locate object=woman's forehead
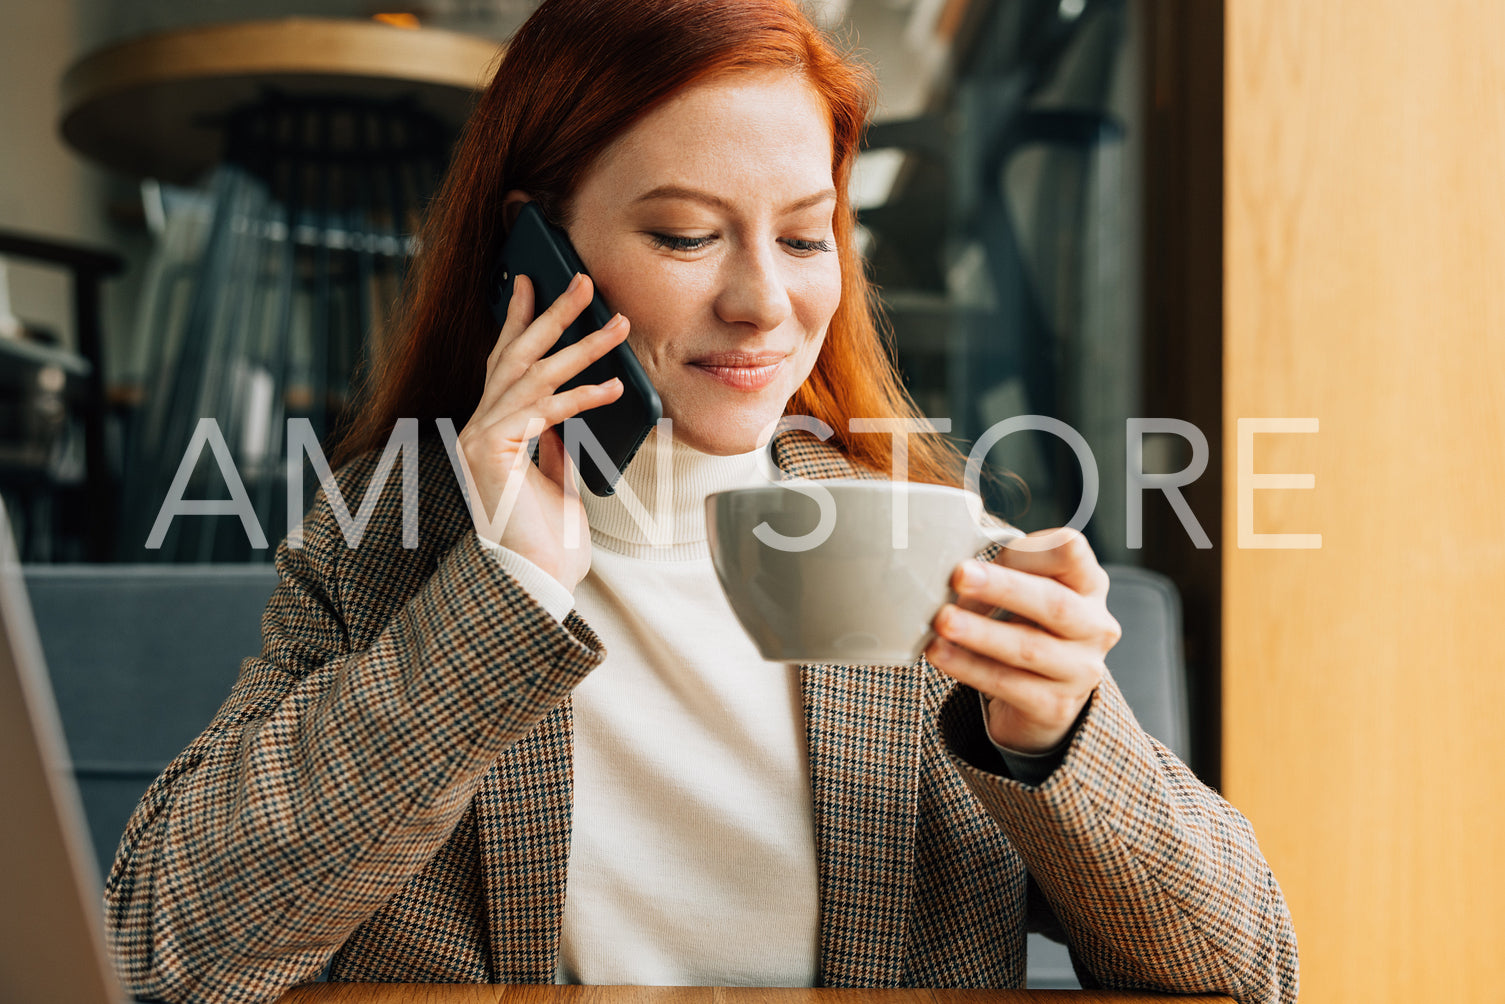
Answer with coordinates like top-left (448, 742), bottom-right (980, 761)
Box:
top-left (581, 70), bottom-right (836, 206)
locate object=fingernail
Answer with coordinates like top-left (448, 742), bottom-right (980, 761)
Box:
top-left (567, 273), bottom-right (584, 293)
top-left (605, 312), bottom-right (626, 331)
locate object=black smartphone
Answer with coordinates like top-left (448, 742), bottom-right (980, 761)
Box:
top-left (490, 201), bottom-right (663, 496)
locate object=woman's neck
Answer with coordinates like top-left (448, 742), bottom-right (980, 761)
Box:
top-left (580, 427), bottom-right (768, 560)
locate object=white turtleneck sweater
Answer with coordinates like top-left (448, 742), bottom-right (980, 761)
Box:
top-left (478, 431), bottom-right (821, 987)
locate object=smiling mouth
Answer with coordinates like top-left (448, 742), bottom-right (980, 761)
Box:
top-left (689, 353), bottom-right (788, 392)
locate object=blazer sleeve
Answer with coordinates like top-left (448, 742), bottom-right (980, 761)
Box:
top-left (939, 673), bottom-right (1299, 1004)
top-left (103, 473), bottom-right (605, 1003)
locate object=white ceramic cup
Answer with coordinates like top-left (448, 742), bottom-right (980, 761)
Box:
top-left (705, 479), bottom-right (1023, 666)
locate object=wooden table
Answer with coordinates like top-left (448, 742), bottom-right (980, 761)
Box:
top-left (275, 986), bottom-right (1234, 1004)
top-left (59, 18), bottom-right (499, 184)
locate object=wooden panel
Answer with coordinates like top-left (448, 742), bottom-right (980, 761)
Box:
top-left (1223, 1), bottom-right (1505, 1001)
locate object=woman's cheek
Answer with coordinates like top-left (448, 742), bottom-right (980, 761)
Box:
top-left (805, 260), bottom-right (843, 329)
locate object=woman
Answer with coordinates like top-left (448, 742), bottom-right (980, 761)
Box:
top-left (105, 1), bottom-right (1298, 1001)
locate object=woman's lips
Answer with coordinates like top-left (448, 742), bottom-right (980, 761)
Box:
top-left (689, 353), bottom-right (787, 391)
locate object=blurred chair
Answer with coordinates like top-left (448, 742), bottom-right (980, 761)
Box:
top-left (23, 559), bottom-right (1189, 990)
top-left (23, 564), bottom-right (277, 878)
top-left (1101, 564), bottom-right (1190, 761)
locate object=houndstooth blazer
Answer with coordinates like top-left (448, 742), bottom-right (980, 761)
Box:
top-left (104, 429), bottom-right (1297, 1004)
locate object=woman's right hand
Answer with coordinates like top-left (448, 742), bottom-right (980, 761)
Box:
top-left (456, 272), bottom-right (628, 591)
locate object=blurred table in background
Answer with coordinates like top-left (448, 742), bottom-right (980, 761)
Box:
top-left (60, 18), bottom-right (497, 186)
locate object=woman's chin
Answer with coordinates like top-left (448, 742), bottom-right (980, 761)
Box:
top-left (654, 411), bottom-right (769, 457)
top-left (668, 426), bottom-right (763, 457)
top-left (646, 388), bottom-right (782, 457)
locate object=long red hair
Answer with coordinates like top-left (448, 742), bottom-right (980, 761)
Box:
top-left (336, 0), bottom-right (962, 485)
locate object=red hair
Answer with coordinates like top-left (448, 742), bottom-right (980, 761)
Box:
top-left (336, 0), bottom-right (963, 485)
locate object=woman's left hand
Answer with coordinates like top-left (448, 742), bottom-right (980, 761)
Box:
top-left (926, 529), bottom-right (1122, 755)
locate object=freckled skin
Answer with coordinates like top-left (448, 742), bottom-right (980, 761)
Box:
top-left (526, 70), bottom-right (842, 456)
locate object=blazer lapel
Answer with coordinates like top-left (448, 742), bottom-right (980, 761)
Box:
top-left (801, 661), bottom-right (921, 987)
top-left (473, 696), bottom-right (575, 983)
top-left (775, 430), bottom-right (921, 986)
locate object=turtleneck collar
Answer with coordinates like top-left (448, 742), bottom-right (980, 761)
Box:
top-left (580, 427), bottom-right (771, 560)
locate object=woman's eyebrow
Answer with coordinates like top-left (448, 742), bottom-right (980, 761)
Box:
top-left (631, 184), bottom-right (837, 214)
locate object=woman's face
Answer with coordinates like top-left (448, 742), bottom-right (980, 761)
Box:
top-left (552, 70), bottom-right (842, 456)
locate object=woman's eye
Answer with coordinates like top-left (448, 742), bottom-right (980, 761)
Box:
top-left (649, 233), bottom-right (714, 252)
top-left (782, 237), bottom-right (836, 255)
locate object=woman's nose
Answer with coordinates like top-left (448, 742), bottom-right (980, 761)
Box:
top-left (713, 245), bottom-right (793, 332)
